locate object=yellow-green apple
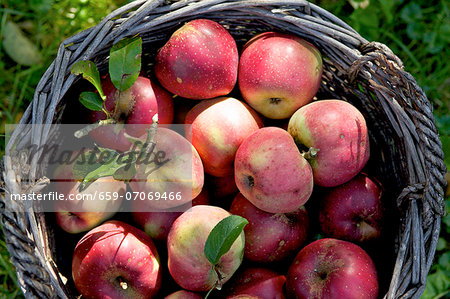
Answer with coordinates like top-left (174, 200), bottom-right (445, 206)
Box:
top-left (167, 205), bottom-right (245, 291)
top-left (286, 238), bottom-right (378, 299)
top-left (129, 127), bottom-right (204, 210)
top-left (230, 193), bottom-right (308, 262)
top-left (89, 75), bottom-right (174, 151)
top-left (185, 97), bottom-right (263, 177)
top-left (288, 99), bottom-right (370, 187)
top-left (319, 173), bottom-right (383, 243)
top-left (72, 220), bottom-right (162, 299)
top-left (224, 267), bottom-right (286, 299)
top-left (234, 127), bottom-right (313, 213)
top-left (164, 290), bottom-right (203, 299)
top-left (52, 155), bottom-right (125, 234)
top-left (132, 189), bottom-right (209, 241)
top-left (155, 19), bottom-right (238, 99)
top-left (238, 32), bottom-right (323, 119)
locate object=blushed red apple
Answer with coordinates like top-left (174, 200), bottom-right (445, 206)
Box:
top-left (52, 153), bottom-right (125, 234)
top-left (155, 19), bottom-right (238, 99)
top-left (230, 193), bottom-right (308, 262)
top-left (224, 267), bottom-right (286, 299)
top-left (288, 99), bottom-right (370, 187)
top-left (167, 205), bottom-right (245, 292)
top-left (89, 75), bottom-right (174, 151)
top-left (72, 220), bottom-right (162, 299)
top-left (286, 238), bottom-right (378, 299)
top-left (234, 127), bottom-right (313, 213)
top-left (319, 173), bottom-right (383, 243)
top-left (185, 97), bottom-right (263, 177)
top-left (239, 32), bottom-right (323, 119)
top-left (54, 176), bottom-right (125, 234)
top-left (132, 188), bottom-right (209, 241)
top-left (129, 127), bottom-right (204, 210)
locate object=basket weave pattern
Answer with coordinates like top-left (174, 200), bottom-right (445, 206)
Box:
top-left (1, 1), bottom-right (447, 298)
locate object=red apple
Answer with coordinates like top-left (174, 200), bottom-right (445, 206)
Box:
top-left (155, 19), bottom-right (238, 99)
top-left (167, 205), bottom-right (245, 292)
top-left (224, 267), bottom-right (286, 299)
top-left (288, 99), bottom-right (370, 187)
top-left (239, 32), bottom-right (323, 119)
top-left (52, 153), bottom-right (125, 234)
top-left (129, 127), bottom-right (204, 210)
top-left (72, 220), bottom-right (162, 299)
top-left (89, 75), bottom-right (174, 151)
top-left (54, 176), bottom-right (125, 234)
top-left (319, 173), bottom-right (383, 243)
top-left (230, 193), bottom-right (308, 262)
top-left (185, 97), bottom-right (263, 177)
top-left (132, 188), bottom-right (209, 241)
top-left (234, 127), bottom-right (313, 213)
top-left (164, 290), bottom-right (203, 299)
top-left (286, 238), bottom-right (378, 299)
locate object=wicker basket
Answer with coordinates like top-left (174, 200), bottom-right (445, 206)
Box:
top-left (1, 0), bottom-right (447, 298)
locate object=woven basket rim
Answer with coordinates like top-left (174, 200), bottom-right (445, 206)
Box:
top-left (1, 1), bottom-right (447, 298)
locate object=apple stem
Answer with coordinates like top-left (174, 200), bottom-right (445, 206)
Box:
top-left (269, 97), bottom-right (282, 104)
top-left (302, 147), bottom-right (320, 160)
top-left (204, 282), bottom-right (216, 299)
top-left (74, 118), bottom-right (117, 138)
top-left (142, 114), bottom-right (159, 154)
top-left (214, 265), bottom-right (224, 290)
top-left (204, 265), bottom-right (225, 299)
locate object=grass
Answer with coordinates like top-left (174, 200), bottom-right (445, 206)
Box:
top-left (0, 224), bottom-right (25, 299)
top-left (0, 0), bottom-right (448, 298)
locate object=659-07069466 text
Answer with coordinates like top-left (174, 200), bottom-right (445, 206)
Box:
top-left (10, 191), bottom-right (183, 201)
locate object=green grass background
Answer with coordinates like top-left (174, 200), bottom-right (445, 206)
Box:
top-left (0, 0), bottom-right (448, 298)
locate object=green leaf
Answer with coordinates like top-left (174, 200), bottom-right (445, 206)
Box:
top-left (400, 3), bottom-right (423, 23)
top-left (109, 35), bottom-right (142, 91)
top-left (79, 92), bottom-right (104, 111)
top-left (204, 215), bottom-right (248, 266)
top-left (72, 147), bottom-right (136, 191)
top-left (422, 268), bottom-right (450, 299)
top-left (1, 21), bottom-right (42, 66)
top-left (72, 150), bottom-right (102, 181)
top-left (438, 252), bottom-right (450, 270)
top-left (436, 238), bottom-right (447, 251)
top-left (406, 23), bottom-right (425, 40)
top-left (71, 60), bottom-right (106, 100)
top-left (113, 163), bottom-right (136, 181)
top-left (81, 148), bottom-right (119, 180)
top-left (424, 32), bottom-right (444, 54)
top-left (113, 151), bottom-right (138, 181)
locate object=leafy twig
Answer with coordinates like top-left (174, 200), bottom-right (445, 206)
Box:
top-left (74, 118), bottom-right (116, 139)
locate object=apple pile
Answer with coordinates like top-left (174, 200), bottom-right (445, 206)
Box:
top-left (61, 18), bottom-right (387, 299)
